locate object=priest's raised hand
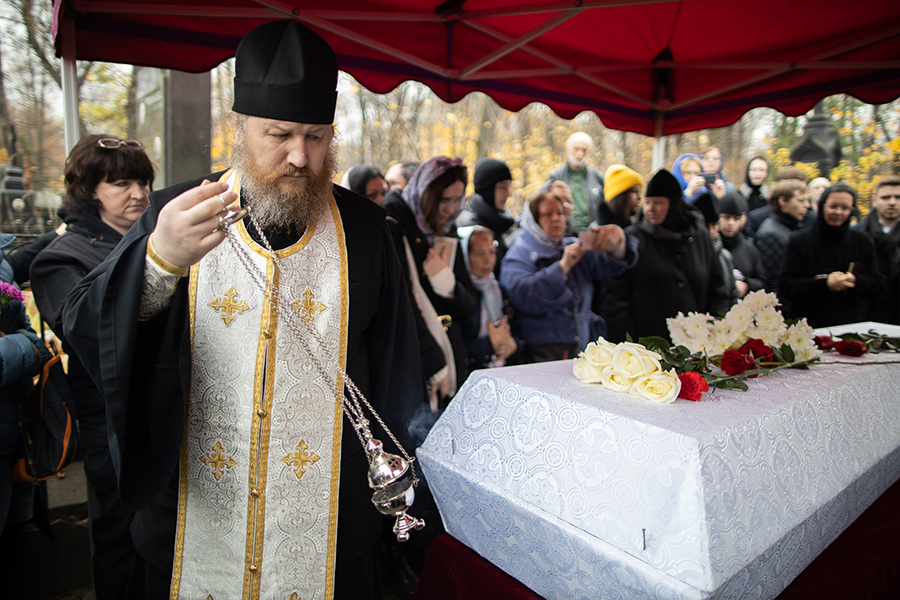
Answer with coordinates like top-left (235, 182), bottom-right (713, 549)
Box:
top-left (149, 179), bottom-right (237, 269)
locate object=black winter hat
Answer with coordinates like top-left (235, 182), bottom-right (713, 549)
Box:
top-left (718, 191), bottom-right (748, 216)
top-left (646, 169), bottom-right (682, 204)
top-left (694, 192), bottom-right (719, 226)
top-left (233, 20), bottom-right (338, 124)
top-left (473, 158), bottom-right (512, 195)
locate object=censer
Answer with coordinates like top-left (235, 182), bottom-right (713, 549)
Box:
top-left (219, 203), bottom-right (425, 541)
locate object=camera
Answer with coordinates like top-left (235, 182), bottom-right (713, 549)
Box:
top-left (701, 173), bottom-right (717, 186)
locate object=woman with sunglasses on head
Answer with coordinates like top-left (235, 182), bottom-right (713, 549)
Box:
top-left (30, 134), bottom-right (153, 600)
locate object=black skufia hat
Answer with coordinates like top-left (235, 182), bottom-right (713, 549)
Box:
top-left (232, 20), bottom-right (338, 124)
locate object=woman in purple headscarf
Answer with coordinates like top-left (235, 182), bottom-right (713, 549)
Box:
top-left (383, 156), bottom-right (478, 409)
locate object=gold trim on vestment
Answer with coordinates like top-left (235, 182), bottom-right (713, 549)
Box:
top-left (326, 191), bottom-right (349, 599)
top-left (171, 262), bottom-right (202, 599)
top-left (243, 255), bottom-right (278, 598)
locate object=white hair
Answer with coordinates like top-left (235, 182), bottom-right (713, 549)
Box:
top-left (566, 132), bottom-right (594, 149)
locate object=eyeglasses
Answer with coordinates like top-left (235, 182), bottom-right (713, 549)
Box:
top-left (823, 204), bottom-right (853, 213)
top-left (97, 138), bottom-right (144, 150)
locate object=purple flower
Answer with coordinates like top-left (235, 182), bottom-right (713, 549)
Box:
top-left (0, 281), bottom-right (25, 306)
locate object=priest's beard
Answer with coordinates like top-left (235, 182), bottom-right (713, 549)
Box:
top-left (232, 142), bottom-right (337, 236)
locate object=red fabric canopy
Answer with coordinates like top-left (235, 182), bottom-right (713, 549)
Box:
top-left (53, 0), bottom-right (900, 136)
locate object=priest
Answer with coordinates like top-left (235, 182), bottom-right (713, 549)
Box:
top-left (62, 19), bottom-right (425, 600)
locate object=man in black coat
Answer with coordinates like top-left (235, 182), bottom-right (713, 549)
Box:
top-left (717, 192), bottom-right (765, 298)
top-left (61, 20), bottom-right (424, 600)
top-left (754, 179), bottom-right (810, 297)
top-left (858, 175), bottom-right (900, 324)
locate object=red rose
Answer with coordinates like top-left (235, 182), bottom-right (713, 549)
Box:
top-left (834, 339), bottom-right (868, 357)
top-left (739, 338), bottom-right (774, 363)
top-left (721, 349), bottom-right (756, 376)
top-left (678, 372), bottom-right (709, 401)
top-left (814, 335), bottom-right (834, 350)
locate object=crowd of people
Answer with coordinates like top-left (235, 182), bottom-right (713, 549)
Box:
top-left (1, 17), bottom-right (899, 600)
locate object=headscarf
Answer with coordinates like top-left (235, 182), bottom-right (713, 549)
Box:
top-left (816, 182), bottom-right (857, 241)
top-left (459, 226), bottom-right (504, 325)
top-left (672, 153), bottom-right (702, 193)
top-left (645, 169), bottom-right (689, 231)
top-left (521, 191), bottom-right (568, 251)
top-left (347, 165), bottom-right (384, 197)
top-left (401, 156), bottom-right (467, 241)
top-left (743, 155), bottom-right (769, 211)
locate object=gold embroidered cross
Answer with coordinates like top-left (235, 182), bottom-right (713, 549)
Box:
top-left (209, 285), bottom-right (250, 326)
top-left (199, 440), bottom-right (237, 482)
top-left (291, 288), bottom-right (326, 326)
top-left (281, 440), bottom-right (321, 480)
top-left (289, 594), bottom-right (301, 600)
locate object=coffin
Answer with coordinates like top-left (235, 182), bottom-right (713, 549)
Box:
top-left (417, 323), bottom-right (900, 599)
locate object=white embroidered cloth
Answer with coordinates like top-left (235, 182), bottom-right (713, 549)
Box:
top-left (418, 322), bottom-right (900, 599)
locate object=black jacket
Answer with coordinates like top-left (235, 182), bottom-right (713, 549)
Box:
top-left (779, 221), bottom-right (883, 327)
top-left (383, 190), bottom-right (479, 394)
top-left (601, 210), bottom-right (730, 342)
top-left (30, 212), bottom-right (123, 449)
top-left (857, 213), bottom-right (900, 324)
top-left (754, 210), bottom-right (801, 294)
top-left (722, 231), bottom-right (765, 293)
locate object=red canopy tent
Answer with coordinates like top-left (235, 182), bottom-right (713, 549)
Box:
top-left (52, 0), bottom-right (900, 143)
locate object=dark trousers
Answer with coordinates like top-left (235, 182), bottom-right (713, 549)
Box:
top-left (83, 443), bottom-right (136, 600)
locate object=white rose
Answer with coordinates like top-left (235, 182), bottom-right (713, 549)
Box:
top-left (611, 343), bottom-right (661, 378)
top-left (573, 355), bottom-right (604, 383)
top-left (600, 366), bottom-right (635, 393)
top-left (632, 370), bottom-right (680, 404)
top-left (583, 341), bottom-right (614, 368)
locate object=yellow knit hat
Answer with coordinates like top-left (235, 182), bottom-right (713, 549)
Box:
top-left (604, 165), bottom-right (644, 201)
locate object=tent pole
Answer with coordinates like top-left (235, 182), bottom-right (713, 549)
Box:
top-left (61, 17), bottom-right (79, 155)
top-left (651, 112), bottom-right (665, 172)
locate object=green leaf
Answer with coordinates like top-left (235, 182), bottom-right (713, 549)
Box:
top-left (838, 333), bottom-right (863, 341)
top-left (638, 336), bottom-right (670, 352)
top-left (780, 344), bottom-right (795, 363)
top-left (715, 378), bottom-right (750, 392)
top-left (625, 332), bottom-right (634, 343)
top-left (684, 359), bottom-right (694, 372)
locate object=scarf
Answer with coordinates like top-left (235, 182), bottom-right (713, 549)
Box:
top-left (401, 156), bottom-right (467, 243)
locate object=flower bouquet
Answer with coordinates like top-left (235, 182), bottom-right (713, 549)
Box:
top-left (573, 338), bottom-right (682, 403)
top-left (575, 291), bottom-right (831, 402)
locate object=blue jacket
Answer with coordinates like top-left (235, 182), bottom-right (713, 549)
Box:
top-left (500, 230), bottom-right (637, 350)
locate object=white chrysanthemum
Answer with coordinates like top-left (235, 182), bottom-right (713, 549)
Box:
top-left (667, 313), bottom-right (692, 348)
top-left (600, 365), bottom-right (635, 393)
top-left (754, 306), bottom-right (785, 332)
top-left (754, 325), bottom-right (786, 348)
top-left (723, 303), bottom-right (753, 334)
top-left (573, 355), bottom-right (605, 383)
top-left (706, 321), bottom-right (733, 355)
top-left (794, 344), bottom-right (821, 362)
top-left (741, 290), bottom-right (779, 315)
top-left (783, 320), bottom-right (820, 361)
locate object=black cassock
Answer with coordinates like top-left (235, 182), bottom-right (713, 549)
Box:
top-left (62, 174), bottom-right (426, 597)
